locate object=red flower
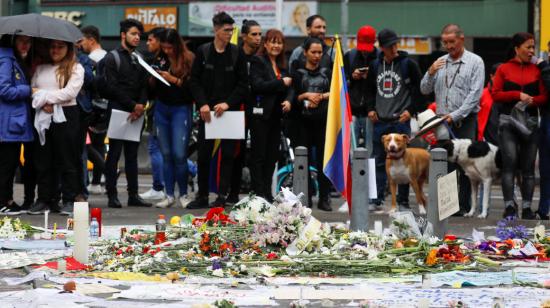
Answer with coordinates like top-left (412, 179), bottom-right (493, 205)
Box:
top-left (142, 246), bottom-right (150, 254)
top-left (116, 249), bottom-right (123, 256)
top-left (266, 252), bottom-right (278, 260)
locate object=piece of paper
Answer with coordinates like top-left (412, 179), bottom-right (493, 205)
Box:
top-left (437, 170), bottom-right (459, 220)
top-left (204, 111), bottom-right (245, 139)
top-left (3, 271), bottom-right (49, 285)
top-left (74, 283), bottom-right (121, 295)
top-left (368, 158), bottom-right (377, 199)
top-left (272, 286), bottom-right (380, 300)
top-left (133, 52), bottom-right (170, 86)
top-left (0, 239), bottom-right (68, 250)
top-left (286, 217), bottom-right (322, 256)
top-left (107, 109), bottom-right (144, 142)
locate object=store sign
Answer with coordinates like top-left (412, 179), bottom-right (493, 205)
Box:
top-left (541, 0), bottom-right (550, 52)
top-left (41, 11), bottom-right (85, 26)
top-left (188, 2), bottom-right (317, 37)
top-left (125, 7), bottom-right (178, 32)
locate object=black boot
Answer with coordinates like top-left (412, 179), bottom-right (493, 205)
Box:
top-left (187, 195), bottom-right (210, 209)
top-left (128, 194), bottom-right (152, 207)
top-left (108, 195), bottom-right (122, 208)
top-left (318, 198), bottom-right (332, 212)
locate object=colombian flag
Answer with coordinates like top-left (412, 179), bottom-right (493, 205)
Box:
top-left (209, 26), bottom-right (240, 193)
top-left (323, 36), bottom-right (352, 209)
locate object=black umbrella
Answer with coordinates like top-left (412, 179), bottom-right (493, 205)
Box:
top-left (0, 13), bottom-right (82, 43)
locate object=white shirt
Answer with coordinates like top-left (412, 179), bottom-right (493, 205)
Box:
top-left (31, 63), bottom-right (85, 107)
top-left (89, 48), bottom-right (107, 63)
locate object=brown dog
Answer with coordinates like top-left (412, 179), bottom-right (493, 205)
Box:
top-left (382, 133), bottom-right (430, 214)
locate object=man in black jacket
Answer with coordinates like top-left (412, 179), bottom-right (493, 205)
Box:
top-left (103, 19), bottom-right (151, 208)
top-left (343, 25), bottom-right (378, 150)
top-left (188, 12), bottom-right (248, 209)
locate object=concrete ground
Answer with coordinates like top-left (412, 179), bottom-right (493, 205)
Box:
top-left (5, 174), bottom-right (549, 238)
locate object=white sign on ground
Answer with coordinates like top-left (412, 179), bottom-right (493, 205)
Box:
top-left (437, 170), bottom-right (459, 220)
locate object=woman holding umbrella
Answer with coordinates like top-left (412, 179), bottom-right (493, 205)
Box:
top-left (0, 34), bottom-right (35, 215)
top-left (28, 39), bottom-right (84, 215)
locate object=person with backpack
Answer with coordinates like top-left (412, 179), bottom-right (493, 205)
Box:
top-left (366, 28), bottom-right (424, 210)
top-left (343, 25), bottom-right (378, 150)
top-left (101, 19), bottom-right (151, 209)
top-left (139, 27), bottom-right (167, 202)
top-left (187, 12), bottom-right (248, 209)
top-left (80, 25), bottom-right (107, 195)
top-left (225, 19), bottom-right (262, 205)
top-left (286, 15), bottom-right (334, 151)
top-left (292, 37), bottom-right (333, 211)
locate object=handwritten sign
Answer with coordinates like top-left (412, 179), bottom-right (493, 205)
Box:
top-left (437, 171), bottom-right (459, 220)
top-left (286, 217), bottom-right (321, 256)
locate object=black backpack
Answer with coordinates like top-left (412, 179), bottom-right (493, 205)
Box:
top-left (89, 50), bottom-right (121, 133)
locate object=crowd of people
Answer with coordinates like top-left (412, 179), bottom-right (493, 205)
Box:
top-left (0, 11), bottom-right (549, 220)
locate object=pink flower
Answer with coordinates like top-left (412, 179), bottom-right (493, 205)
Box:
top-left (542, 280), bottom-right (550, 288)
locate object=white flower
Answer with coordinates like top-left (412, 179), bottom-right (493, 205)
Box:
top-left (212, 269), bottom-right (224, 277)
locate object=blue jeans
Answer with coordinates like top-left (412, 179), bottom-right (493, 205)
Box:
top-left (148, 134), bottom-right (164, 192)
top-left (539, 115), bottom-right (550, 215)
top-left (154, 101), bottom-right (192, 197)
top-left (372, 120), bottom-right (411, 205)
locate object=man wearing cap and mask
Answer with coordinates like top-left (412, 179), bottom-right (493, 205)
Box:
top-left (420, 24), bottom-right (484, 216)
top-left (365, 28), bottom-right (425, 210)
top-left (344, 25), bottom-right (378, 151)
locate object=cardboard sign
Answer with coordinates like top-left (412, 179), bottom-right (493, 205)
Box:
top-left (437, 171), bottom-right (459, 220)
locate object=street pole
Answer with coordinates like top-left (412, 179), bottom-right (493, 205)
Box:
top-left (340, 0), bottom-right (349, 51)
top-left (293, 146), bottom-right (309, 206)
top-left (350, 148), bottom-right (369, 231)
top-left (427, 148), bottom-right (448, 238)
top-left (276, 0), bottom-right (283, 30)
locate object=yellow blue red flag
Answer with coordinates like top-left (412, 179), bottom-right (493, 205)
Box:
top-left (323, 36), bottom-right (352, 208)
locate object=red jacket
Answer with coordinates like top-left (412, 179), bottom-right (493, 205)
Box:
top-left (491, 58), bottom-right (547, 116)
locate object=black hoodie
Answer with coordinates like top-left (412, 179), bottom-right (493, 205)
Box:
top-left (365, 50), bottom-right (425, 120)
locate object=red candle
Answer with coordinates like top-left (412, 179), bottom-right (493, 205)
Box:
top-left (90, 208), bottom-right (102, 237)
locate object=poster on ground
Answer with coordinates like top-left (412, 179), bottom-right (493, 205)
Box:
top-left (188, 2), bottom-right (317, 37)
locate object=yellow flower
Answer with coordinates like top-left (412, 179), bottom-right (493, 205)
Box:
top-left (425, 249), bottom-right (438, 266)
top-left (180, 267), bottom-right (188, 275)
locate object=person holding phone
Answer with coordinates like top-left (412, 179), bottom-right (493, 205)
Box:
top-left (343, 25), bottom-right (378, 154)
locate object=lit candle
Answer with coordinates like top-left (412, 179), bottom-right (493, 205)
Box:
top-left (52, 223), bottom-right (57, 239)
top-left (73, 202), bottom-right (89, 264)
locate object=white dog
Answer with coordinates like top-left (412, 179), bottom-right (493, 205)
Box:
top-left (432, 139), bottom-right (501, 219)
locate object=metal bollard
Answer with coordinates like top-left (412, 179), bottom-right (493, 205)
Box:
top-left (293, 146), bottom-right (309, 205)
top-left (428, 148), bottom-right (448, 238)
top-left (351, 148), bottom-right (369, 231)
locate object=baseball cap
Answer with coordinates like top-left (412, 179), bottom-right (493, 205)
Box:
top-left (378, 28), bottom-right (399, 48)
top-left (356, 25), bottom-right (376, 52)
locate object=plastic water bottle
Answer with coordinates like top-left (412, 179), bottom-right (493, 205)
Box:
top-left (155, 215), bottom-right (167, 245)
top-left (90, 218), bottom-right (99, 241)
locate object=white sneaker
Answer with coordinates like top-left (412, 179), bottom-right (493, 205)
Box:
top-left (155, 196), bottom-right (175, 208)
top-left (139, 188), bottom-right (165, 200)
top-left (87, 184), bottom-right (104, 195)
top-left (179, 195), bottom-right (193, 209)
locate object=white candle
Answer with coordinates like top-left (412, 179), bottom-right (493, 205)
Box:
top-left (73, 202), bottom-right (89, 264)
top-left (374, 220), bottom-right (383, 236)
top-left (44, 211), bottom-right (49, 230)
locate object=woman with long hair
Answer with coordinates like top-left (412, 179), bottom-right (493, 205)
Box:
top-left (249, 29), bottom-right (293, 202)
top-left (491, 32), bottom-right (548, 219)
top-left (153, 29), bottom-right (196, 208)
top-left (292, 37), bottom-right (333, 211)
top-left (0, 35), bottom-right (34, 215)
top-left (28, 39), bottom-right (84, 215)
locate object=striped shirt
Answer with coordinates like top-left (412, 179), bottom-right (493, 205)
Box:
top-left (420, 49), bottom-right (485, 121)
